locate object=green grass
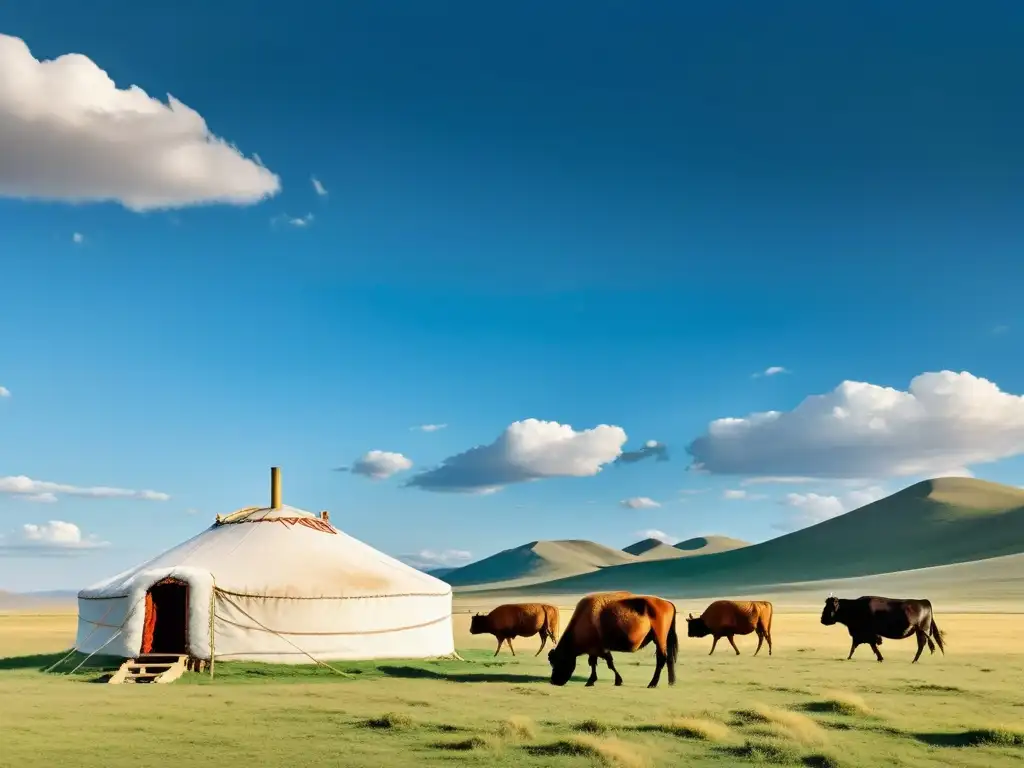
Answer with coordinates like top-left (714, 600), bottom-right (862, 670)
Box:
top-left (4, 638), bottom-right (1024, 767)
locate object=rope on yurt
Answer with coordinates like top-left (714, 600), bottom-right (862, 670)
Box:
top-left (208, 576), bottom-right (217, 678)
top-left (67, 592), bottom-right (147, 675)
top-left (214, 592), bottom-right (353, 677)
top-left (43, 602), bottom-right (118, 673)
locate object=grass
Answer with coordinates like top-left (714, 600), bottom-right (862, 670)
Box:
top-left (3, 609), bottom-right (1024, 766)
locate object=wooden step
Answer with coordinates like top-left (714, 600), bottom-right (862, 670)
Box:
top-left (108, 654), bottom-right (189, 684)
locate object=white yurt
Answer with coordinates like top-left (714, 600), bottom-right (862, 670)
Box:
top-left (74, 468), bottom-right (454, 664)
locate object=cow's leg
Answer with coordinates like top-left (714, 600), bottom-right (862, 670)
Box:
top-left (603, 652), bottom-right (624, 687)
top-left (912, 629), bottom-right (927, 663)
top-left (766, 627), bottom-right (773, 656)
top-left (753, 630), bottom-right (765, 657)
top-left (535, 633), bottom-right (548, 656)
top-left (494, 638), bottom-right (505, 656)
top-left (926, 635), bottom-right (936, 654)
top-left (847, 639), bottom-right (858, 660)
top-left (507, 638), bottom-right (516, 656)
top-left (648, 648), bottom-right (666, 689)
top-left (585, 654), bottom-right (599, 687)
top-left (727, 635), bottom-right (741, 655)
top-left (709, 635), bottom-right (720, 655)
top-left (870, 642), bottom-right (884, 662)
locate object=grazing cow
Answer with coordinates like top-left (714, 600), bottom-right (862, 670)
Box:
top-left (469, 603), bottom-right (560, 657)
top-left (820, 594), bottom-right (946, 663)
top-left (547, 591), bottom-right (678, 688)
top-left (685, 600), bottom-right (774, 656)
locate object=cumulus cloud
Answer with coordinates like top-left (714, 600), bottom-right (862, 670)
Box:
top-left (0, 34), bottom-right (280, 211)
top-left (773, 485), bottom-right (887, 532)
top-left (0, 520), bottom-right (108, 556)
top-left (338, 450), bottom-right (413, 480)
top-left (411, 424), bottom-right (448, 432)
top-left (401, 548), bottom-right (473, 571)
top-left (72, 232), bottom-right (84, 244)
top-left (0, 475), bottom-right (170, 502)
top-left (406, 418), bottom-right (627, 494)
top-left (688, 371), bottom-right (1024, 479)
top-left (753, 366), bottom-right (789, 378)
top-left (634, 529), bottom-right (676, 544)
top-left (722, 489), bottom-right (767, 501)
top-left (616, 440), bottom-right (669, 464)
top-left (272, 212), bottom-right (314, 228)
top-left (311, 176), bottom-right (327, 196)
top-left (0, 385), bottom-right (10, 398)
top-left (620, 496), bottom-right (661, 509)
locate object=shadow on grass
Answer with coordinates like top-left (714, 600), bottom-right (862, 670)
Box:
top-left (914, 729), bottom-right (1024, 748)
top-left (377, 665), bottom-right (549, 684)
top-left (0, 650), bottom-right (121, 674)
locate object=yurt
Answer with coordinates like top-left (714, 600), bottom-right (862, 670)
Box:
top-left (75, 468), bottom-right (455, 664)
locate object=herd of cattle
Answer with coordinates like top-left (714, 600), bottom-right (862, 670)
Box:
top-left (468, 591), bottom-right (946, 688)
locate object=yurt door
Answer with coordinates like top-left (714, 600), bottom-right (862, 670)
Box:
top-left (141, 578), bottom-right (189, 655)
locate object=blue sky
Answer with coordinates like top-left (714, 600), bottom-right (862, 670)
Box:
top-left (1, 2), bottom-right (1023, 590)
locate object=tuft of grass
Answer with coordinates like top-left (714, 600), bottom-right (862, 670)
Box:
top-left (915, 727), bottom-right (1024, 748)
top-left (575, 718), bottom-right (610, 734)
top-left (801, 691), bottom-right (871, 717)
top-left (528, 736), bottom-right (648, 768)
top-left (721, 737), bottom-right (803, 764)
top-left (362, 712), bottom-right (413, 730)
top-left (732, 706), bottom-right (827, 747)
top-left (433, 736), bottom-right (502, 752)
top-left (644, 717), bottom-right (732, 742)
top-left (498, 715), bottom-right (537, 740)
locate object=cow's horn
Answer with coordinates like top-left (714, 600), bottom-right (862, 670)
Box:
top-left (828, 592), bottom-right (833, 598)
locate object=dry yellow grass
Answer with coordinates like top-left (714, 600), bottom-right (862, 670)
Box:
top-left (653, 717), bottom-right (732, 742)
top-left (733, 704), bottom-right (828, 746)
top-left (498, 714), bottom-right (537, 740)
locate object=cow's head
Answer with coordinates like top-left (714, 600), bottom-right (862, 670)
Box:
top-left (548, 646), bottom-right (576, 686)
top-left (685, 613), bottom-right (710, 638)
top-left (468, 613), bottom-right (487, 634)
top-left (820, 594), bottom-right (841, 625)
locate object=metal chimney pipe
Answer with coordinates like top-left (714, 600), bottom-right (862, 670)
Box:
top-left (270, 466), bottom-right (282, 509)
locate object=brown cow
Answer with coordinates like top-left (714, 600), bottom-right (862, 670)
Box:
top-left (547, 591), bottom-right (678, 688)
top-left (685, 600), bottom-right (774, 656)
top-left (469, 603), bottom-right (560, 656)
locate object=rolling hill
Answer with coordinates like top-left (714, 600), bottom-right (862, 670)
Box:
top-left (673, 535), bottom-right (750, 556)
top-left (623, 535), bottom-right (751, 562)
top-left (470, 477), bottom-right (1024, 598)
top-left (440, 539), bottom-right (636, 590)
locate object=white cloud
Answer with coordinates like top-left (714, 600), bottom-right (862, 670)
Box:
top-left (634, 529), bottom-right (676, 543)
top-left (72, 232), bottom-right (84, 244)
top-left (0, 34), bottom-right (280, 211)
top-left (0, 386), bottom-right (10, 398)
top-left (722, 489), bottom-right (767, 500)
top-left (406, 418), bottom-right (627, 494)
top-left (774, 485), bottom-right (887, 532)
top-left (688, 370), bottom-right (1024, 479)
top-left (620, 496), bottom-right (661, 509)
top-left (344, 450), bottom-right (413, 480)
top-left (753, 366), bottom-right (789, 378)
top-left (411, 423), bottom-right (448, 432)
top-left (273, 212), bottom-right (314, 228)
top-left (401, 548), bottom-right (473, 571)
top-left (0, 475), bottom-right (170, 502)
top-left (0, 520), bottom-right (108, 556)
top-left (311, 176), bottom-right (327, 196)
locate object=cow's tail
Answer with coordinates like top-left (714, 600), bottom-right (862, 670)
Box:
top-left (762, 601), bottom-right (774, 636)
top-left (929, 613), bottom-right (946, 655)
top-left (546, 605), bottom-right (560, 643)
top-left (667, 603), bottom-right (679, 669)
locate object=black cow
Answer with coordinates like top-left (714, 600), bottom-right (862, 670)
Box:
top-left (820, 594), bottom-right (945, 663)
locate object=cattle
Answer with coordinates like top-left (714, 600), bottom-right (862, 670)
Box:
top-left (685, 600), bottom-right (774, 656)
top-left (820, 594), bottom-right (946, 663)
top-left (469, 603), bottom-right (560, 657)
top-left (547, 591), bottom-right (678, 688)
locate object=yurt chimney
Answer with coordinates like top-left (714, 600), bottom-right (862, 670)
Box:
top-left (270, 466), bottom-right (282, 509)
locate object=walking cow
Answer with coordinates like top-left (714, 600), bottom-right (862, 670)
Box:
top-left (685, 600), bottom-right (774, 656)
top-left (469, 603), bottom-right (560, 656)
top-left (820, 594), bottom-right (946, 663)
top-left (547, 591), bottom-right (678, 688)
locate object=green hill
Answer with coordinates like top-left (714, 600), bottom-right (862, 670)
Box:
top-left (441, 539), bottom-right (636, 590)
top-left (479, 477), bottom-right (1024, 597)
